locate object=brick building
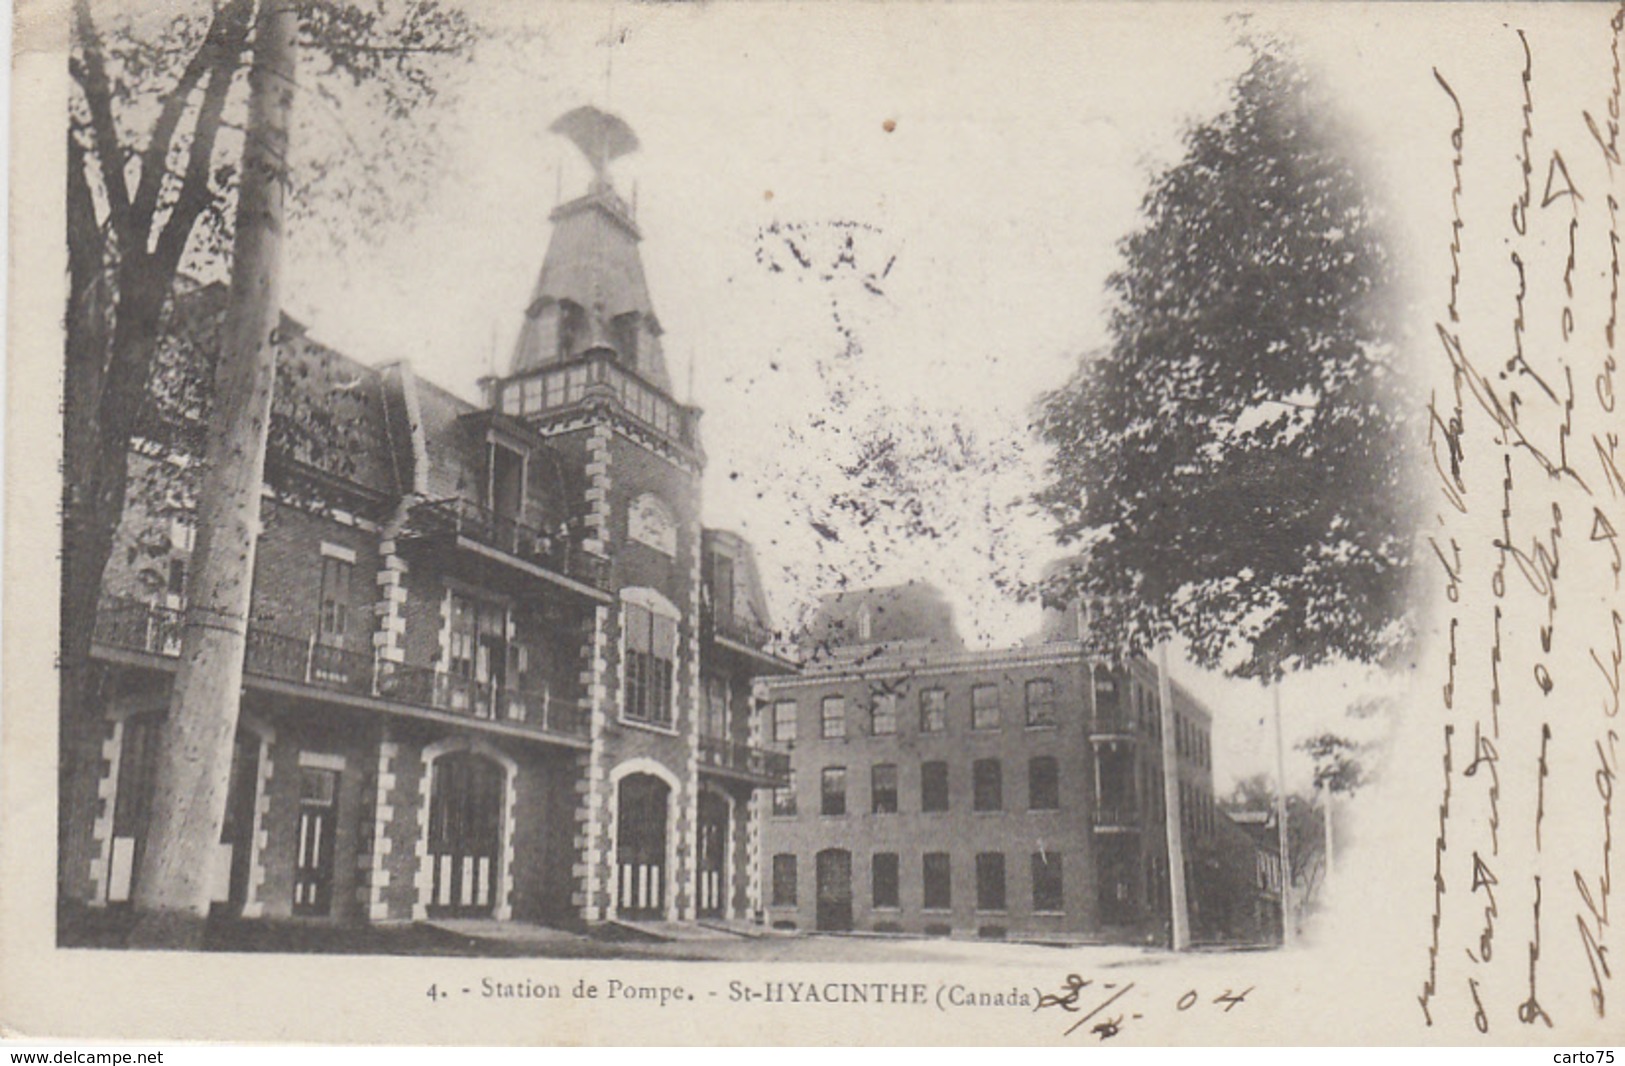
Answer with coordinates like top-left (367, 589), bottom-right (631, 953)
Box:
top-left (60, 107), bottom-right (796, 931)
top-left (760, 583), bottom-right (1262, 945)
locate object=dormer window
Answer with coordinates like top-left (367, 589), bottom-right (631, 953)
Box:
top-left (558, 300), bottom-right (586, 359)
top-left (612, 311), bottom-right (640, 368)
top-left (487, 440), bottom-right (526, 521)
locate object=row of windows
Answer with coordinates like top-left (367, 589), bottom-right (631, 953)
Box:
top-left (774, 757), bottom-right (1062, 817)
top-left (770, 851), bottom-right (1064, 913)
top-left (776, 680), bottom-right (1059, 743)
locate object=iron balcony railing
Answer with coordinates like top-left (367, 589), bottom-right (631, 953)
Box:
top-left (1089, 710), bottom-right (1140, 737)
top-left (403, 498), bottom-right (611, 592)
top-left (697, 734), bottom-right (792, 784)
top-left (707, 609), bottom-right (775, 651)
top-left (92, 596), bottom-right (591, 742)
top-left (1092, 804), bottom-right (1142, 830)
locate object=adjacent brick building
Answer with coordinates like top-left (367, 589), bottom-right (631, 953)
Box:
top-left (760, 583), bottom-right (1266, 945)
top-left (61, 107), bottom-right (795, 931)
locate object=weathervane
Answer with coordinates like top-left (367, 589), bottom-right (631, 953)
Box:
top-left (550, 105), bottom-right (639, 191)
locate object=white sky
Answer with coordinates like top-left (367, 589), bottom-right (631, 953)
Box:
top-left (271, 2), bottom-right (1570, 790)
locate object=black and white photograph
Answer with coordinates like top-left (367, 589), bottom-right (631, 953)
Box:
top-left (2, 0), bottom-right (1622, 1046)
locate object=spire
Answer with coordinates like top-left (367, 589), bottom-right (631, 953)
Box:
top-left (509, 107), bottom-right (673, 393)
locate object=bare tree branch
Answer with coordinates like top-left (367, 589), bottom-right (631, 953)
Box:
top-left (153, 0), bottom-right (253, 278)
top-left (129, 5), bottom-right (246, 241)
top-left (71, 0), bottom-right (134, 247)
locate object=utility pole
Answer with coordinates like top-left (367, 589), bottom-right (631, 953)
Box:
top-left (129, 0), bottom-right (296, 947)
top-left (1273, 683), bottom-right (1294, 948)
top-left (1323, 785), bottom-right (1335, 890)
top-left (1157, 642), bottom-right (1189, 951)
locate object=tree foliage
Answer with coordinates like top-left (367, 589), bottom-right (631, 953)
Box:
top-left (1033, 41), bottom-right (1420, 681)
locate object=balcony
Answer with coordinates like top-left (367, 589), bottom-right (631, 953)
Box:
top-left (1092, 804), bottom-right (1142, 832)
top-left (697, 734), bottom-right (792, 788)
top-left (401, 498), bottom-right (611, 600)
top-left (91, 597), bottom-right (592, 746)
top-left (1088, 710), bottom-right (1140, 742)
top-left (703, 609), bottom-right (798, 676)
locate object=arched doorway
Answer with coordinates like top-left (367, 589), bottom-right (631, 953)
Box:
top-left (616, 773), bottom-right (670, 919)
top-left (815, 848), bottom-right (853, 932)
top-left (426, 751), bottom-right (505, 916)
top-left (696, 791), bottom-right (730, 918)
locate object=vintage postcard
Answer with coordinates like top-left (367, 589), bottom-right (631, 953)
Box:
top-left (2, 0), bottom-right (1621, 1046)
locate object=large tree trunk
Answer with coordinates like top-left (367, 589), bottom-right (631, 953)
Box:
top-left (128, 0), bottom-right (296, 948)
top-left (59, 253), bottom-right (176, 904)
top-left (60, 0), bottom-right (252, 907)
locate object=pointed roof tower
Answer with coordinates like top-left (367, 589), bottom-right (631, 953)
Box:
top-left (510, 106), bottom-right (672, 393)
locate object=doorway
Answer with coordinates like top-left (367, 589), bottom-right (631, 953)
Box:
top-left (426, 752), bottom-right (504, 916)
top-left (696, 791), bottom-right (729, 918)
top-left (815, 848), bottom-right (853, 932)
top-left (616, 773), bottom-right (669, 920)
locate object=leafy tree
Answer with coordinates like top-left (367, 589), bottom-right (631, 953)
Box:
top-left (61, 0), bottom-right (474, 903)
top-left (1298, 731), bottom-right (1366, 795)
top-left (1033, 40), bottom-right (1420, 681)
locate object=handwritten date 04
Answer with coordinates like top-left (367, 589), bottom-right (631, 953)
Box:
top-left (1034, 974), bottom-right (1252, 1040)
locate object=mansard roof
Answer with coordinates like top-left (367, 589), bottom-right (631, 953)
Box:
top-left (144, 282), bottom-right (401, 507)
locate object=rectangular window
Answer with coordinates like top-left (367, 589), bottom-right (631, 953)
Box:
top-left (973, 758), bottom-right (1002, 812)
top-left (871, 763), bottom-right (898, 814)
top-left (1028, 756), bottom-right (1060, 811)
top-left (773, 700), bottom-right (798, 744)
top-left (921, 760), bottom-right (949, 812)
top-left (976, 852), bottom-right (1006, 911)
top-left (773, 772), bottom-right (797, 817)
top-left (501, 384), bottom-right (522, 416)
top-left (971, 684), bottom-right (1000, 730)
top-left (870, 692), bottom-right (897, 736)
top-left (1025, 678), bottom-right (1056, 727)
top-left (923, 852), bottom-right (951, 910)
top-left (1032, 852), bottom-right (1064, 913)
top-left (1093, 670), bottom-right (1121, 724)
top-left (872, 852), bottom-right (900, 909)
top-left (821, 695), bottom-right (846, 739)
top-left (318, 555), bottom-right (353, 643)
top-left (521, 376), bottom-right (543, 413)
top-left (703, 677), bottom-right (729, 740)
top-left (821, 766), bottom-right (847, 816)
top-left (772, 854), bottom-right (797, 906)
top-left (623, 603), bottom-right (676, 726)
top-left (919, 688), bottom-right (946, 733)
